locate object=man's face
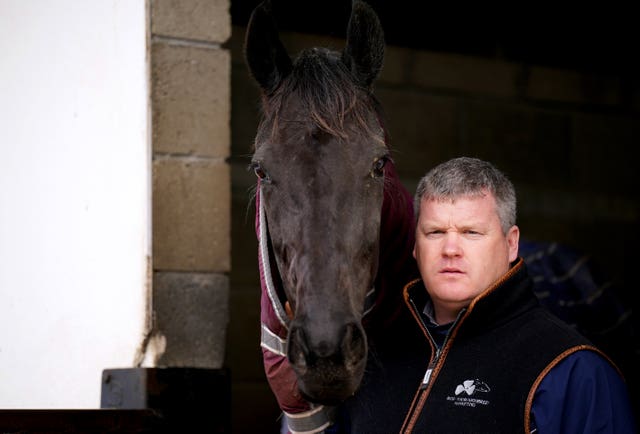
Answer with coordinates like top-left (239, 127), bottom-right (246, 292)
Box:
top-left (413, 192), bottom-right (519, 324)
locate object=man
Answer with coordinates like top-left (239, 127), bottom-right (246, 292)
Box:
top-left (401, 156), bottom-right (635, 433)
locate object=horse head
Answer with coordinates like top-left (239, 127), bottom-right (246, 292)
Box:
top-left (245, 0), bottom-right (387, 404)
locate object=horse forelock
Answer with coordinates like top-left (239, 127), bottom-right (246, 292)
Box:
top-left (260, 47), bottom-right (385, 146)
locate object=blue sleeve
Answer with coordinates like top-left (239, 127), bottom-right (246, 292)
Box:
top-left (531, 350), bottom-right (637, 434)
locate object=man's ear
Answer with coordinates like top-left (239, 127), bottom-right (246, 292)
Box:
top-left (507, 225), bottom-right (520, 262)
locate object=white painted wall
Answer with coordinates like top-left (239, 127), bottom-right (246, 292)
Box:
top-left (0, 1), bottom-right (149, 408)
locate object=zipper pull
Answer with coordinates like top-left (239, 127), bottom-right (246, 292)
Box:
top-left (420, 368), bottom-right (433, 390)
top-left (421, 347), bottom-right (441, 390)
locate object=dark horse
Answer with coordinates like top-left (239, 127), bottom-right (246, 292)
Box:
top-left (244, 1), bottom-right (636, 432)
top-left (245, 0), bottom-right (426, 429)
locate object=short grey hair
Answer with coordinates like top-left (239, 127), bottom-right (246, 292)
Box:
top-left (414, 157), bottom-right (517, 233)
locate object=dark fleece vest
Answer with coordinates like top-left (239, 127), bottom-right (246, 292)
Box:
top-left (400, 258), bottom-right (596, 434)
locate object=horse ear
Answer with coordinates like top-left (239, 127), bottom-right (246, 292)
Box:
top-left (342, 0), bottom-right (385, 88)
top-left (244, 1), bottom-right (292, 94)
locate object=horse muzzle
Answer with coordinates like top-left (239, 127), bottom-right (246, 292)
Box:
top-left (287, 319), bottom-right (368, 404)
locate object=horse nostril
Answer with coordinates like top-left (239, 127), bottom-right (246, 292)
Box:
top-left (288, 326), bottom-right (309, 373)
top-left (342, 322), bottom-right (367, 370)
top-left (288, 321), bottom-right (367, 374)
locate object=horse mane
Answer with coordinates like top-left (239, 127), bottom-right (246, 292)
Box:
top-left (261, 47), bottom-right (386, 145)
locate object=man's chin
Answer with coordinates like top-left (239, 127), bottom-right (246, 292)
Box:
top-left (429, 282), bottom-right (477, 304)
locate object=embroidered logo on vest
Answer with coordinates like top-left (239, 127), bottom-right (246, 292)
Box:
top-left (447, 379), bottom-right (491, 408)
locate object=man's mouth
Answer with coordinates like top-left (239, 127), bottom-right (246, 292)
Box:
top-left (440, 267), bottom-right (464, 274)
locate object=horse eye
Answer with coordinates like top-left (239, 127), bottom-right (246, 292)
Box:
top-left (371, 157), bottom-right (387, 178)
top-left (250, 163), bottom-right (270, 181)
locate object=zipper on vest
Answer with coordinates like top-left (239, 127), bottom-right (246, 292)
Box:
top-left (401, 308), bottom-right (467, 433)
top-left (419, 306), bottom-right (465, 388)
top-left (420, 349), bottom-right (438, 390)
top-left (401, 347), bottom-right (441, 432)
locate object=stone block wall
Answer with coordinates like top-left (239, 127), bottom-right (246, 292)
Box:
top-left (144, 0), bottom-right (231, 370)
top-left (229, 26), bottom-right (639, 432)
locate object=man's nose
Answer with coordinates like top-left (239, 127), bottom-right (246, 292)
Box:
top-left (442, 232), bottom-right (462, 256)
